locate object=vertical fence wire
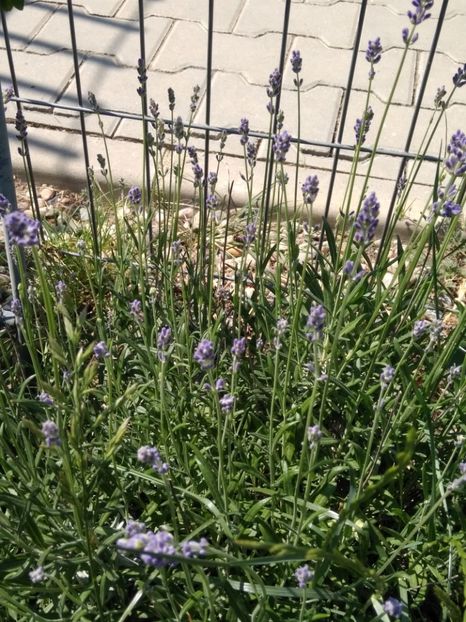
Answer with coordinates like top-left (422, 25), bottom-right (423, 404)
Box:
top-left (261, 0), bottom-right (291, 246)
top-left (1, 9), bottom-right (42, 228)
top-left (200, 0), bottom-right (214, 266)
top-left (66, 0), bottom-right (98, 255)
top-left (138, 0), bottom-right (152, 249)
top-left (376, 0), bottom-right (450, 261)
top-left (318, 0), bottom-right (368, 253)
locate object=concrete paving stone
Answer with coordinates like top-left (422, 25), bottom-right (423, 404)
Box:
top-left (0, 1), bottom-right (56, 52)
top-left (117, 0), bottom-right (245, 33)
top-left (0, 48), bottom-right (75, 104)
top-left (46, 0), bottom-right (125, 17)
top-left (416, 51), bottom-right (466, 109)
top-left (434, 14), bottom-right (466, 63)
top-left (27, 6), bottom-right (171, 67)
top-left (285, 38), bottom-right (416, 105)
top-left (152, 21), bottom-right (287, 87)
top-left (235, 0), bottom-right (360, 48)
top-left (365, 0), bottom-right (465, 18)
top-left (115, 68), bottom-right (208, 140)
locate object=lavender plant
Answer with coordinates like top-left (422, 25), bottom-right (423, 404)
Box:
top-left (0, 1), bottom-right (465, 620)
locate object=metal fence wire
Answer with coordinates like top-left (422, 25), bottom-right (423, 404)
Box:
top-left (0, 0), bottom-right (453, 259)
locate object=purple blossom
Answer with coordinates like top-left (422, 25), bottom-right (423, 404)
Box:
top-left (267, 68), bottom-right (281, 98)
top-left (353, 268), bottom-right (367, 282)
top-left (140, 530), bottom-right (176, 567)
top-left (408, 0), bottom-right (434, 25)
top-left (206, 194), bottom-right (219, 210)
top-left (402, 27), bottom-right (419, 45)
top-left (272, 130), bottom-right (292, 162)
top-left (447, 365), bottom-right (461, 383)
top-left (220, 394), bottom-right (235, 413)
top-left (413, 319), bottom-right (429, 338)
top-left (130, 299), bottom-right (143, 319)
top-left (215, 378), bottom-right (225, 391)
top-left (290, 50), bottom-right (302, 74)
top-left (125, 521), bottom-right (146, 538)
top-left (343, 260), bottom-right (354, 275)
top-left (182, 537), bottom-right (208, 558)
top-left (383, 597), bottom-right (403, 618)
top-left (137, 58), bottom-right (147, 97)
top-left (353, 192), bottom-right (380, 245)
top-left (157, 326), bottom-right (172, 362)
top-left (306, 304), bottom-right (326, 342)
top-left (244, 222), bottom-right (256, 245)
top-left (295, 564), bottom-right (314, 588)
top-left (187, 145), bottom-right (198, 164)
top-left (15, 109), bottom-right (27, 141)
top-left (93, 341), bottom-right (110, 359)
top-left (194, 339), bottom-right (216, 370)
top-left (11, 297), bottom-right (22, 319)
top-left (29, 566), bottom-right (46, 583)
top-left (444, 130), bottom-right (466, 175)
top-left (190, 84), bottom-right (200, 113)
top-left (4, 211), bottom-right (40, 247)
top-left (38, 391), bottom-right (54, 406)
top-left (208, 171), bottom-right (218, 189)
top-left (302, 175), bottom-right (319, 205)
top-left (307, 424), bottom-right (322, 448)
top-left (231, 337), bottom-right (247, 358)
top-left (440, 200), bottom-right (462, 217)
top-left (354, 106), bottom-right (374, 145)
top-left (380, 365), bottom-right (395, 386)
top-left (174, 116), bottom-right (184, 142)
top-left (168, 87), bottom-right (175, 112)
top-left (41, 420), bottom-right (60, 447)
top-left (0, 193), bottom-right (10, 216)
top-left (365, 37), bottom-right (382, 64)
top-left (137, 445), bottom-right (169, 475)
top-left (247, 140), bottom-right (258, 168)
top-left (453, 64), bottom-right (466, 88)
top-left (192, 163), bottom-right (203, 187)
top-left (55, 281), bottom-right (66, 301)
top-left (239, 118), bottom-right (249, 146)
top-left (127, 186), bottom-right (142, 205)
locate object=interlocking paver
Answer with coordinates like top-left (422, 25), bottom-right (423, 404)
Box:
top-left (235, 0), bottom-right (360, 48)
top-left (117, 0), bottom-right (245, 33)
top-left (363, 0), bottom-right (465, 18)
top-left (27, 6), bottom-right (171, 68)
top-left (47, 0), bottom-right (125, 17)
top-left (0, 49), bottom-right (75, 103)
top-left (285, 38), bottom-right (416, 105)
top-left (0, 1), bottom-right (55, 51)
top-left (153, 21), bottom-right (285, 88)
top-left (416, 51), bottom-right (466, 109)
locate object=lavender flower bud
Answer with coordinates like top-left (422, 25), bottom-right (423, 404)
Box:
top-left (174, 116), bottom-right (185, 141)
top-left (4, 211), bottom-right (40, 247)
top-left (380, 365), bottom-right (395, 386)
top-left (267, 68), bottom-right (281, 98)
top-left (215, 378), bottom-right (225, 391)
top-left (11, 297), bottom-right (22, 320)
top-left (55, 280), bottom-right (66, 301)
top-left (140, 530), bottom-right (176, 567)
top-left (290, 50), bottom-right (302, 74)
top-left (194, 339), bottom-right (216, 370)
top-left (343, 260), bottom-right (354, 275)
top-left (244, 222), bottom-right (256, 245)
top-left (125, 521), bottom-right (146, 537)
top-left (182, 537), bottom-right (208, 558)
top-left (190, 84), bottom-right (200, 113)
top-left (137, 445), bottom-right (169, 474)
top-left (41, 420), bottom-right (60, 447)
top-left (413, 319), bottom-right (429, 338)
top-left (295, 564), bottom-right (314, 588)
top-left (306, 304), bottom-right (326, 342)
top-left (38, 391), bottom-right (54, 406)
top-left (354, 106), bottom-right (374, 145)
top-left (192, 163), bottom-right (203, 187)
top-left (136, 58), bottom-right (147, 97)
top-left (247, 140), bottom-right (258, 168)
top-left (128, 185), bottom-right (142, 205)
top-left (383, 597), bottom-right (403, 618)
top-left (239, 118), bottom-right (249, 145)
top-left (231, 337), bottom-right (247, 358)
top-left (130, 299), bottom-right (143, 319)
top-left (157, 326), bottom-right (172, 362)
top-left (402, 27), bottom-right (418, 45)
top-left (453, 63), bottom-right (466, 88)
top-left (272, 130), bottom-right (292, 162)
top-left (444, 130), bottom-right (466, 175)
top-left (307, 424), bottom-right (322, 448)
top-left (15, 109), bottom-right (28, 141)
top-left (353, 191), bottom-right (380, 245)
top-left (302, 175), bottom-right (319, 205)
top-left (219, 394), bottom-right (235, 412)
top-left (408, 0), bottom-right (434, 25)
top-left (168, 87), bottom-right (175, 111)
top-left (93, 341), bottom-right (110, 359)
top-left (206, 194), bottom-right (219, 210)
top-left (208, 171), bottom-right (217, 189)
top-left (365, 37), bottom-right (382, 65)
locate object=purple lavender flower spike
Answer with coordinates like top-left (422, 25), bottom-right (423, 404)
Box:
top-left (94, 341), bottom-right (110, 359)
top-left (383, 597), bottom-right (403, 618)
top-left (140, 530), bottom-right (176, 567)
top-left (307, 424), bottom-right (322, 448)
top-left (194, 339), bottom-right (216, 370)
top-left (182, 537), bottom-right (208, 558)
top-left (220, 394), bottom-right (235, 413)
top-left (365, 37), bottom-right (382, 65)
top-left (239, 118), bottom-right (249, 146)
top-left (295, 564), bottom-right (314, 588)
top-left (440, 200), bottom-right (461, 217)
top-left (130, 299), bottom-right (142, 319)
top-left (244, 222), bottom-right (256, 245)
top-left (306, 304), bottom-right (326, 342)
top-left (38, 391), bottom-right (54, 406)
top-left (168, 87), bottom-right (175, 112)
top-left (174, 116), bottom-right (185, 142)
top-left (247, 140), bottom-right (258, 168)
top-left (41, 420), bottom-right (60, 447)
top-left (267, 68), bottom-right (281, 98)
top-left (402, 27), bottom-right (418, 45)
top-left (290, 50), bottom-right (302, 74)
top-left (408, 0), bottom-right (434, 25)
top-left (0, 193), bottom-right (10, 216)
top-left (413, 319), bottom-right (429, 338)
top-left (453, 64), bottom-right (466, 88)
top-left (157, 326), bottom-right (172, 362)
top-left (3, 85), bottom-right (14, 106)
top-left (128, 185), bottom-right (142, 205)
top-left (272, 130), bottom-right (292, 162)
top-left (343, 260), bottom-right (354, 275)
top-left (354, 106), bottom-right (374, 145)
top-left (353, 192), bottom-right (380, 245)
top-left (206, 194), bottom-right (219, 210)
top-left (11, 297), bottom-right (22, 320)
top-left (190, 84), bottom-right (200, 113)
top-left (4, 211), bottom-right (40, 247)
top-left (444, 130), bottom-right (466, 176)
top-left (192, 163), bottom-right (203, 187)
top-left (302, 175), bottom-right (319, 205)
top-left (380, 365), bottom-right (395, 386)
top-left (231, 337), bottom-right (247, 358)
top-left (15, 109), bottom-right (27, 141)
top-left (136, 58), bottom-right (147, 97)
top-left (55, 281), bottom-right (66, 301)
top-left (137, 445), bottom-right (169, 475)
top-left (215, 378), bottom-right (225, 391)
top-left (125, 521), bottom-right (146, 537)
top-left (187, 145), bottom-right (198, 164)
top-left (208, 171), bottom-right (218, 189)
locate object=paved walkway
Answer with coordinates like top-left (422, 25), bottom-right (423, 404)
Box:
top-left (1, 0), bottom-right (465, 225)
